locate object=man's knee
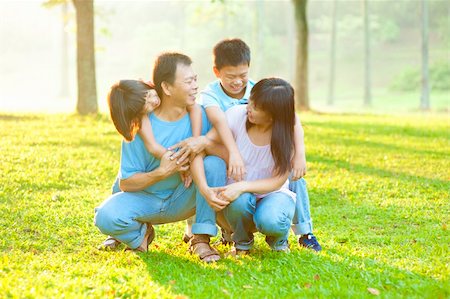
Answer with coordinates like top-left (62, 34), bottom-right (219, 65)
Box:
top-left (94, 200), bottom-right (128, 235)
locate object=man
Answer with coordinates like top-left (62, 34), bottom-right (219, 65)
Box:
top-left (95, 52), bottom-right (226, 263)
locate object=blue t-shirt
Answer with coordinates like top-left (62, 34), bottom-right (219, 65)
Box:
top-left (119, 107), bottom-right (211, 200)
top-left (199, 80), bottom-right (255, 112)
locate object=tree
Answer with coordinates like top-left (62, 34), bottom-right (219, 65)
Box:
top-left (73, 0), bottom-right (98, 114)
top-left (420, 0), bottom-right (430, 110)
top-left (362, 0), bottom-right (371, 106)
top-left (44, 0), bottom-right (98, 114)
top-left (60, 1), bottom-right (69, 98)
top-left (292, 0), bottom-right (309, 111)
top-left (327, 0), bottom-right (337, 106)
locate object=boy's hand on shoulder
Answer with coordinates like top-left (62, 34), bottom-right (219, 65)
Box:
top-left (292, 154), bottom-right (307, 181)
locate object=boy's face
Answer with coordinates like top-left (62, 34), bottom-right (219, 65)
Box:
top-left (213, 64), bottom-right (249, 99)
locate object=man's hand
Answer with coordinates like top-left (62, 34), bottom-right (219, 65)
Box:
top-left (168, 136), bottom-right (208, 165)
top-left (291, 154), bottom-right (307, 181)
top-left (159, 150), bottom-right (189, 177)
top-left (228, 152), bottom-right (246, 182)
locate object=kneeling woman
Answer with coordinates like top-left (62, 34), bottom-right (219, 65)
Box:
top-left (210, 78), bottom-right (297, 253)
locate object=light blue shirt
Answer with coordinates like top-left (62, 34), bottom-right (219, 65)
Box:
top-left (199, 79), bottom-right (255, 112)
top-left (119, 107), bottom-right (211, 200)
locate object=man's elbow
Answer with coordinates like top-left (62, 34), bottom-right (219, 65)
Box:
top-left (119, 179), bottom-right (131, 192)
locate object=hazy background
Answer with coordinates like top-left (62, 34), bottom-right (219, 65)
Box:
top-left (0, 0), bottom-right (448, 113)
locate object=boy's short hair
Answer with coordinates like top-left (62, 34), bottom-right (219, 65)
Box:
top-left (153, 52), bottom-right (192, 98)
top-left (213, 38), bottom-right (251, 70)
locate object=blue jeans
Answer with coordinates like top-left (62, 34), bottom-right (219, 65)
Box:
top-left (222, 192), bottom-right (295, 251)
top-left (95, 156), bottom-right (226, 249)
top-left (290, 178), bottom-right (313, 235)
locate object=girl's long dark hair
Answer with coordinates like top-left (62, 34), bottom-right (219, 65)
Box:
top-left (107, 80), bottom-right (151, 141)
top-left (246, 78), bottom-right (295, 176)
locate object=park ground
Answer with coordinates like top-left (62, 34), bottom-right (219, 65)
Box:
top-left (0, 111), bottom-right (448, 298)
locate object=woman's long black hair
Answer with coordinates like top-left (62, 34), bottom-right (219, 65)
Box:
top-left (246, 78), bottom-right (295, 176)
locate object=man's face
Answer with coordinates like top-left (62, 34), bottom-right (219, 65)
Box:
top-left (169, 63), bottom-right (198, 106)
top-left (213, 64), bottom-right (249, 99)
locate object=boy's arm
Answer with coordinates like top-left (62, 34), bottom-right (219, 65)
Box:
top-left (292, 115), bottom-right (307, 181)
top-left (139, 115), bottom-right (167, 159)
top-left (187, 104), bottom-right (202, 137)
top-left (206, 106), bottom-right (246, 181)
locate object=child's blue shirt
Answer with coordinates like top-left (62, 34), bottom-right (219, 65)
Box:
top-left (199, 79), bottom-right (255, 112)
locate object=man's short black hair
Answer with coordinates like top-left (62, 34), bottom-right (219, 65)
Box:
top-left (213, 38), bottom-right (251, 70)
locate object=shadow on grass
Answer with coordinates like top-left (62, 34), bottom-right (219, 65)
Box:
top-left (308, 154), bottom-right (449, 187)
top-left (314, 135), bottom-right (449, 158)
top-left (306, 120), bottom-right (449, 140)
top-left (137, 245), bottom-right (448, 298)
top-left (0, 114), bottom-right (42, 121)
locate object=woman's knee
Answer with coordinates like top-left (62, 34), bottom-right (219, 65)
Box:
top-left (254, 208), bottom-right (292, 236)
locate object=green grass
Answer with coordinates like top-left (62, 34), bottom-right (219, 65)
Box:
top-left (0, 112), bottom-right (448, 298)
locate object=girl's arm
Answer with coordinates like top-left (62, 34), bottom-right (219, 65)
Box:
top-left (139, 115), bottom-right (167, 159)
top-left (187, 104), bottom-right (202, 137)
top-left (214, 172), bottom-right (290, 204)
top-left (292, 115), bottom-right (307, 181)
top-left (206, 106), bottom-right (246, 181)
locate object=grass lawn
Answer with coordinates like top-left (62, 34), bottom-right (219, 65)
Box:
top-left (0, 112), bottom-right (448, 298)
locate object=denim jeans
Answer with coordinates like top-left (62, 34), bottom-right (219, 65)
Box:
top-left (95, 156), bottom-right (226, 249)
top-left (222, 192), bottom-right (295, 251)
top-left (290, 178), bottom-right (313, 235)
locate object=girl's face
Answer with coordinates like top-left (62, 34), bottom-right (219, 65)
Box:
top-left (142, 89), bottom-right (160, 113)
top-left (246, 99), bottom-right (272, 125)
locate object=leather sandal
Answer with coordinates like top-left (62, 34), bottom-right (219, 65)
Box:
top-left (98, 236), bottom-right (120, 250)
top-left (189, 234), bottom-right (220, 263)
top-left (127, 223), bottom-right (155, 252)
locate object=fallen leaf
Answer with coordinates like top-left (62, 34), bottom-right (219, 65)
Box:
top-left (226, 271), bottom-right (233, 277)
top-left (304, 283), bottom-right (312, 289)
top-left (313, 274), bottom-right (320, 281)
top-left (243, 285), bottom-right (252, 289)
top-left (169, 280), bottom-right (176, 285)
top-left (442, 223), bottom-right (447, 230)
top-left (367, 287), bottom-right (380, 295)
top-left (222, 288), bottom-right (230, 295)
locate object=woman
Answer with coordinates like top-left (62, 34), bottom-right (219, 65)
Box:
top-left (209, 77), bottom-right (297, 253)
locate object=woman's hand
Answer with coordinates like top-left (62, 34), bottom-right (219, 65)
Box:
top-left (199, 187), bottom-right (230, 212)
top-left (213, 181), bottom-right (247, 203)
top-left (291, 153), bottom-right (307, 181)
top-left (228, 152), bottom-right (246, 182)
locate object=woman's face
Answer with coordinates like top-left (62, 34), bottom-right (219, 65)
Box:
top-left (246, 99), bottom-right (272, 125)
top-left (142, 89), bottom-right (160, 113)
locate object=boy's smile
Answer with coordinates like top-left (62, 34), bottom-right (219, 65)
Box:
top-left (214, 64), bottom-right (249, 99)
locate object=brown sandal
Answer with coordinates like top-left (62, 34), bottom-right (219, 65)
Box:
top-left (189, 234), bottom-right (220, 263)
top-left (128, 223), bottom-right (155, 252)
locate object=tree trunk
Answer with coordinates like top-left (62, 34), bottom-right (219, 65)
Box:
top-left (327, 0), bottom-right (337, 106)
top-left (73, 0), bottom-right (97, 114)
top-left (60, 1), bottom-right (69, 98)
top-left (293, 0), bottom-right (309, 111)
top-left (363, 0), bottom-right (371, 106)
top-left (421, 0), bottom-right (430, 110)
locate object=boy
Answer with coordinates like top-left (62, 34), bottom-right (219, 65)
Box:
top-left (200, 38), bottom-right (322, 251)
